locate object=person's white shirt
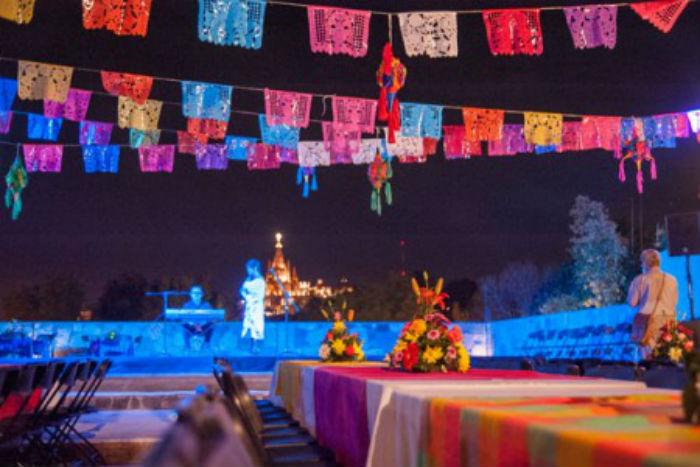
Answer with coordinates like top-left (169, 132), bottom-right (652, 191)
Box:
top-left (627, 266), bottom-right (679, 317)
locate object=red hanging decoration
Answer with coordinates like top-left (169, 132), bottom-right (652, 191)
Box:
top-left (630, 0), bottom-right (689, 33)
top-left (376, 43), bottom-right (407, 144)
top-left (101, 72), bottom-right (153, 105)
top-left (82, 0), bottom-right (152, 37)
top-left (482, 9), bottom-right (543, 56)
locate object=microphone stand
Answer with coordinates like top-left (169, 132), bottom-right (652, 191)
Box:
top-left (145, 291), bottom-right (189, 356)
top-left (269, 269), bottom-right (300, 355)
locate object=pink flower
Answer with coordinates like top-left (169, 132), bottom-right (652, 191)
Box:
top-left (427, 329), bottom-right (441, 341)
top-left (678, 333), bottom-right (687, 341)
top-left (683, 341), bottom-right (694, 351)
top-left (662, 333), bottom-right (672, 342)
top-left (446, 346), bottom-right (457, 360)
top-left (392, 351), bottom-right (404, 366)
top-left (334, 312), bottom-right (342, 321)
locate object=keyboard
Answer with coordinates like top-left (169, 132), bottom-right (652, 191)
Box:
top-left (165, 308), bottom-right (225, 322)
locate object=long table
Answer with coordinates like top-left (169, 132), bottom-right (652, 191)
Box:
top-left (270, 361), bottom-right (686, 467)
top-left (425, 394), bottom-right (699, 467)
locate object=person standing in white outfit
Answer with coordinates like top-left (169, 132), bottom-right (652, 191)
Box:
top-left (628, 249), bottom-right (679, 358)
top-left (240, 259), bottom-right (266, 354)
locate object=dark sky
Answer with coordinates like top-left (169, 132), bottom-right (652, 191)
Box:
top-left (0, 0), bottom-right (699, 303)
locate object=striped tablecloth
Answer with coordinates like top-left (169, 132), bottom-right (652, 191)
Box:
top-left (425, 394), bottom-right (700, 467)
top-left (271, 361), bottom-right (656, 467)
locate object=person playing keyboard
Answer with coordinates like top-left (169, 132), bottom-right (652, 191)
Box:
top-left (182, 285), bottom-right (216, 350)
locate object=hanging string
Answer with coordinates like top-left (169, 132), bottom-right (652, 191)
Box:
top-left (3, 54), bottom-right (690, 122)
top-left (387, 14), bottom-right (393, 45)
top-left (203, 0), bottom-right (696, 16)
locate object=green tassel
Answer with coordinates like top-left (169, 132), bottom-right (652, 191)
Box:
top-left (377, 191), bottom-right (382, 216)
top-left (370, 190), bottom-right (378, 212)
top-left (385, 182), bottom-right (392, 206)
top-left (12, 197), bottom-right (21, 221)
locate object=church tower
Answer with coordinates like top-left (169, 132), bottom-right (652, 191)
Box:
top-left (265, 233), bottom-right (301, 315)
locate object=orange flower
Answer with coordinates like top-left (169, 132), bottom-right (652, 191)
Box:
top-left (447, 326), bottom-right (463, 344)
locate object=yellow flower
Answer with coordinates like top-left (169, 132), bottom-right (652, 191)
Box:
top-left (394, 341), bottom-right (408, 352)
top-left (410, 319), bottom-right (427, 336)
top-left (458, 353), bottom-right (470, 373)
top-left (354, 342), bottom-right (365, 361)
top-left (404, 332), bottom-right (418, 343)
top-left (331, 339), bottom-right (346, 356)
top-left (668, 347), bottom-right (683, 362)
top-left (422, 346), bottom-right (444, 365)
top-left (333, 321), bottom-right (346, 333)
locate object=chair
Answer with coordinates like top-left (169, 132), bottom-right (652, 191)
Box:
top-left (213, 362), bottom-right (336, 465)
top-left (642, 363), bottom-right (688, 389)
top-left (534, 362), bottom-right (581, 376)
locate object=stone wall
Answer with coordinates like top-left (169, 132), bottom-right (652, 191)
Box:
top-left (0, 320), bottom-right (490, 358)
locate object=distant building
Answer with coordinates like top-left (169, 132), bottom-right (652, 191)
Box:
top-left (264, 233), bottom-right (353, 316)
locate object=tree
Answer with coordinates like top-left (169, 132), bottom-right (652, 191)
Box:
top-left (532, 262), bottom-right (578, 314)
top-left (568, 195), bottom-right (627, 308)
top-left (479, 261), bottom-right (546, 320)
top-left (443, 279), bottom-right (479, 321)
top-left (1, 275), bottom-right (85, 321)
top-left (96, 274), bottom-right (155, 321)
top-left (335, 272), bottom-right (415, 321)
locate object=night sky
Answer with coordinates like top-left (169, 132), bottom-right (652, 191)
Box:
top-left (0, 0), bottom-right (698, 303)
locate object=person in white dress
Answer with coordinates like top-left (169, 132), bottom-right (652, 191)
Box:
top-left (240, 259), bottom-right (266, 354)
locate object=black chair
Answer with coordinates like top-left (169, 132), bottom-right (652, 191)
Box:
top-left (642, 363), bottom-right (688, 389)
top-left (213, 362), bottom-right (336, 466)
top-left (48, 359), bottom-right (108, 466)
top-left (534, 362), bottom-right (581, 376)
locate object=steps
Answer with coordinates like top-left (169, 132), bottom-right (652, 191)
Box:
top-left (73, 364), bottom-right (273, 464)
top-left (84, 373), bottom-right (271, 410)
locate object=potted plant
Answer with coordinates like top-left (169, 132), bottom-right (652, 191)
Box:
top-left (387, 272), bottom-right (470, 373)
top-left (318, 301), bottom-right (366, 362)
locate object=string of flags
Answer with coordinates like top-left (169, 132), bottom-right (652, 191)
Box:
top-left (0, 54), bottom-right (699, 220)
top-left (0, 0), bottom-right (695, 56)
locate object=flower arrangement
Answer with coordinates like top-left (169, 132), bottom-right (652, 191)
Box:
top-left (318, 301), bottom-right (366, 362)
top-left (652, 321), bottom-right (695, 363)
top-left (387, 272), bottom-right (470, 373)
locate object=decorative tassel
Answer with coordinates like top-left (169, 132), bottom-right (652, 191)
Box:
top-left (385, 182), bottom-right (392, 205)
top-left (4, 150), bottom-right (29, 221)
top-left (371, 189), bottom-right (378, 212)
top-left (297, 167), bottom-right (317, 198)
top-left (650, 158), bottom-right (657, 180)
top-left (618, 161), bottom-right (626, 182)
top-left (636, 170), bottom-right (644, 194)
top-left (387, 99), bottom-right (401, 143)
top-left (378, 88), bottom-right (389, 121)
top-left (296, 166), bottom-right (303, 185)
